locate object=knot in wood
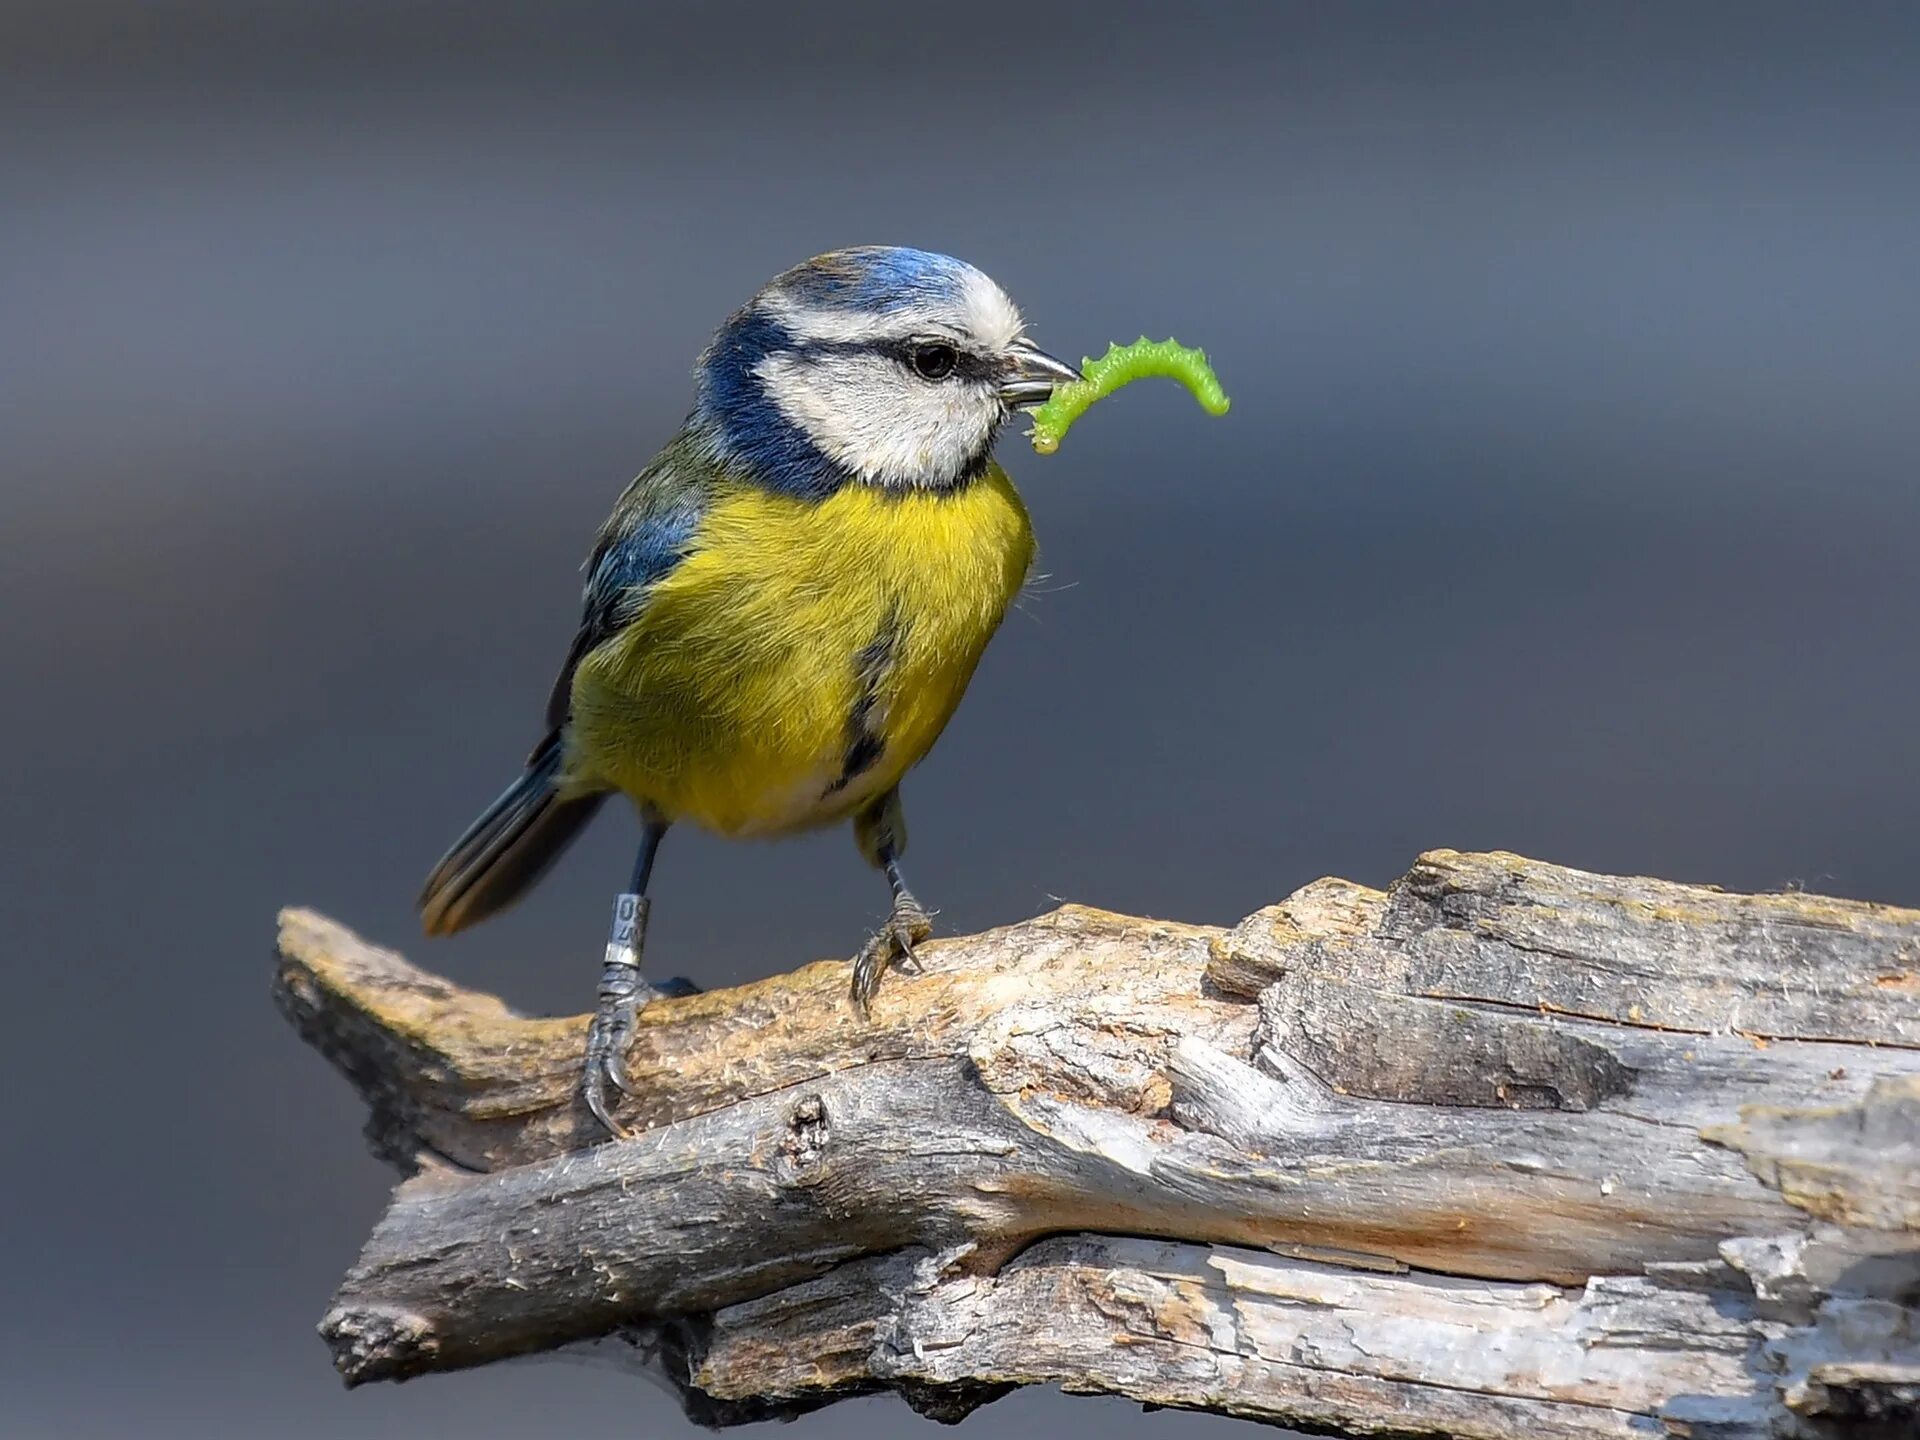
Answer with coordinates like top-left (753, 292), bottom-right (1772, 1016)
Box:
top-left (777, 1093), bottom-right (830, 1186)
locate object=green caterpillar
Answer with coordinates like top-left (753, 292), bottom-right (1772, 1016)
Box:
top-left (1027, 337), bottom-right (1230, 455)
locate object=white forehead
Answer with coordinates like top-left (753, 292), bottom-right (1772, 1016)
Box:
top-left (761, 266), bottom-right (1024, 352)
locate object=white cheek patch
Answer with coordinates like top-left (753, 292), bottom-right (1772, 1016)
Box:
top-left (757, 352), bottom-right (1000, 490)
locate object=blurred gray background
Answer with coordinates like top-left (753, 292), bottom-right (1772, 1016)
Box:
top-left (4, 3), bottom-right (1918, 1437)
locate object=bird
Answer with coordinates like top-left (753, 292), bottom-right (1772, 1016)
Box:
top-left (417, 246), bottom-right (1081, 1136)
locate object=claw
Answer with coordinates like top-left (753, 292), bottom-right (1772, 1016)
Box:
top-left (848, 890), bottom-right (937, 1014)
top-left (604, 1050), bottom-right (634, 1096)
top-left (584, 1086), bottom-right (630, 1139)
top-left (581, 1034), bottom-right (633, 1139)
top-left (583, 959), bottom-right (652, 1137)
top-left (850, 930), bottom-right (887, 1018)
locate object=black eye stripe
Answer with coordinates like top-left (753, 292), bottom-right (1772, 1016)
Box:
top-left (896, 340), bottom-right (992, 383)
top-left (791, 337), bottom-right (995, 383)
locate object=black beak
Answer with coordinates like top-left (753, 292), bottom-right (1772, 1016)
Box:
top-left (998, 338), bottom-right (1082, 409)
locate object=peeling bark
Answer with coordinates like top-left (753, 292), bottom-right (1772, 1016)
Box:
top-left (276, 850), bottom-right (1920, 1436)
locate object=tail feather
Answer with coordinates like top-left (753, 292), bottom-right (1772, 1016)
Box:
top-left (419, 733), bottom-right (606, 936)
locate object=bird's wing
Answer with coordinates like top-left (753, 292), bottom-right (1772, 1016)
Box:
top-left (541, 437), bottom-right (709, 735)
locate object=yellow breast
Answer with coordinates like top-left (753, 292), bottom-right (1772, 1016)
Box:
top-left (567, 465), bottom-right (1035, 835)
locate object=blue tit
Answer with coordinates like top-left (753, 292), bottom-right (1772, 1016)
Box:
top-left (417, 246), bottom-right (1081, 1135)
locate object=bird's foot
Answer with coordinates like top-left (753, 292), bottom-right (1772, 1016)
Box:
top-left (851, 890), bottom-right (934, 1017)
top-left (582, 955), bottom-right (655, 1139)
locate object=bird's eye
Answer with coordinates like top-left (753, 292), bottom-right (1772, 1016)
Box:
top-left (910, 343), bottom-right (958, 380)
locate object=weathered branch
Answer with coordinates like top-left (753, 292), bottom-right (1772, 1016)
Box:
top-left (275, 850), bottom-right (1920, 1436)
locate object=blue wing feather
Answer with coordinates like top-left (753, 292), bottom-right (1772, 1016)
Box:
top-left (542, 445), bottom-right (708, 732)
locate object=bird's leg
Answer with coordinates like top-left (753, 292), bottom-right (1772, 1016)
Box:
top-left (851, 846), bottom-right (935, 1016)
top-left (582, 818), bottom-right (667, 1138)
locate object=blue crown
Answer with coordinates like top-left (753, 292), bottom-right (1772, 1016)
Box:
top-left (777, 247), bottom-right (973, 314)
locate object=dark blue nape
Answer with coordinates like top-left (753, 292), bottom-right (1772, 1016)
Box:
top-left (697, 308), bottom-right (849, 501)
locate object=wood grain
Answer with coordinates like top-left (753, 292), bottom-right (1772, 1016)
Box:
top-left (277, 850), bottom-right (1920, 1436)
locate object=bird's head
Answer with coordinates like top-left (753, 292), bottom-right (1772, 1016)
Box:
top-left (694, 246), bottom-right (1080, 496)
